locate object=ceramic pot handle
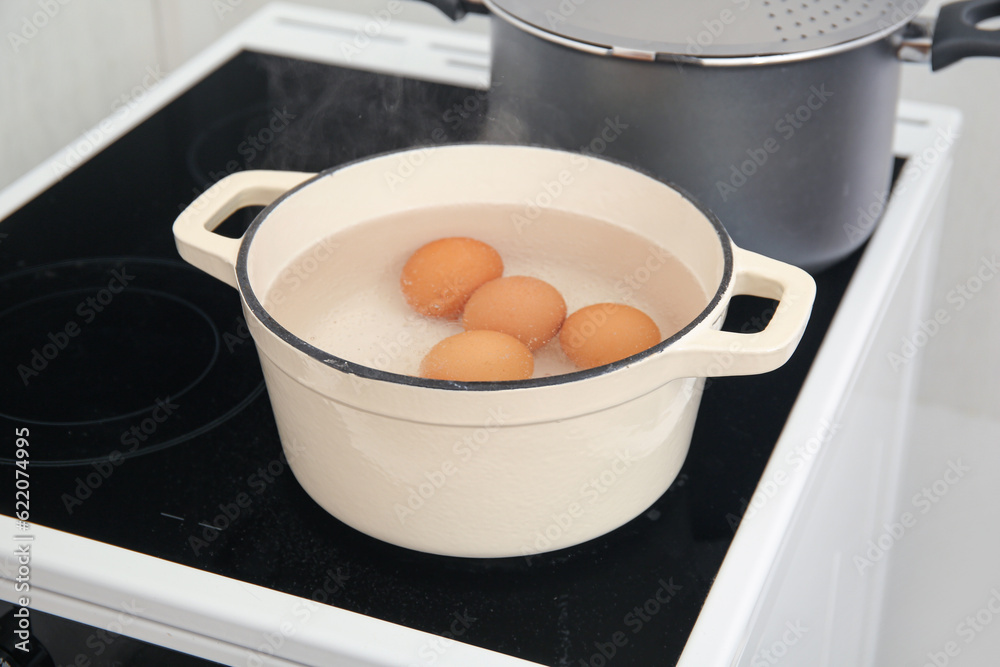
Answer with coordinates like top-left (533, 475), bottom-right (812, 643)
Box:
top-left (666, 248), bottom-right (816, 379)
top-left (173, 170), bottom-right (315, 288)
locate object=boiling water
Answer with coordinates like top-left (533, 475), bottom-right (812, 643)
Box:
top-left (263, 205), bottom-right (709, 379)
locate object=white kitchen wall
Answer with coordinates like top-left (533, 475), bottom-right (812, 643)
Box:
top-left (0, 0), bottom-right (162, 189)
top-left (152, 0), bottom-right (472, 70)
top-left (0, 0), bottom-right (471, 190)
top-left (900, 62), bottom-right (1000, 417)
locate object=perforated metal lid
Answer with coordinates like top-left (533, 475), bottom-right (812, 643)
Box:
top-left (485, 0), bottom-right (927, 62)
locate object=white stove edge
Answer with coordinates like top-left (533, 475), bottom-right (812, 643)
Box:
top-left (0, 519), bottom-right (540, 667)
top-left (0, 4), bottom-right (962, 666)
top-left (681, 101), bottom-right (962, 667)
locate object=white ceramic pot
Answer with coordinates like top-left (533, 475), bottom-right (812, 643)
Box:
top-left (173, 144), bottom-right (815, 558)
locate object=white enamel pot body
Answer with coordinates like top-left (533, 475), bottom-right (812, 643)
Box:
top-left (173, 144), bottom-right (815, 558)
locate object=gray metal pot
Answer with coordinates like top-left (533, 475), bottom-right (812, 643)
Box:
top-left (425, 0), bottom-right (1000, 271)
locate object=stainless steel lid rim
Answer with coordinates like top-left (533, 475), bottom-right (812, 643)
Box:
top-left (483, 0), bottom-right (926, 64)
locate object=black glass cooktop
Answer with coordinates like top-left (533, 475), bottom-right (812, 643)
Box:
top-left (0, 50), bottom-right (878, 666)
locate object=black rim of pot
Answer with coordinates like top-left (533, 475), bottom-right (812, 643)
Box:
top-left (235, 144), bottom-right (734, 391)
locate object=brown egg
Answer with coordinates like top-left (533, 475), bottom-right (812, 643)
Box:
top-left (462, 276), bottom-right (567, 351)
top-left (400, 237), bottom-right (504, 319)
top-left (560, 303), bottom-right (661, 369)
top-left (419, 330), bottom-right (534, 382)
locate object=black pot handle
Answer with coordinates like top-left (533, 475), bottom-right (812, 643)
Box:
top-left (932, 0), bottom-right (1000, 70)
top-left (420, 0), bottom-right (490, 21)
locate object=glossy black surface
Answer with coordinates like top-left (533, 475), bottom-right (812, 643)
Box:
top-left (0, 51), bottom-right (880, 666)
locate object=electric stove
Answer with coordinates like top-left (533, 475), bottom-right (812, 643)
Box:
top-left (0, 4), bottom-right (961, 666)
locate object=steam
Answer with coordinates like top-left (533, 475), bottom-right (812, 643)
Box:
top-left (251, 53), bottom-right (495, 173)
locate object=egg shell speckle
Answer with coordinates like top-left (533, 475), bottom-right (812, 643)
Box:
top-left (400, 237), bottom-right (503, 319)
top-left (420, 330), bottom-right (534, 382)
top-left (462, 275), bottom-right (567, 351)
top-left (560, 303), bottom-right (662, 370)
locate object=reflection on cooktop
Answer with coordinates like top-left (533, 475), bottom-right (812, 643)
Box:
top-left (0, 258), bottom-right (264, 466)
